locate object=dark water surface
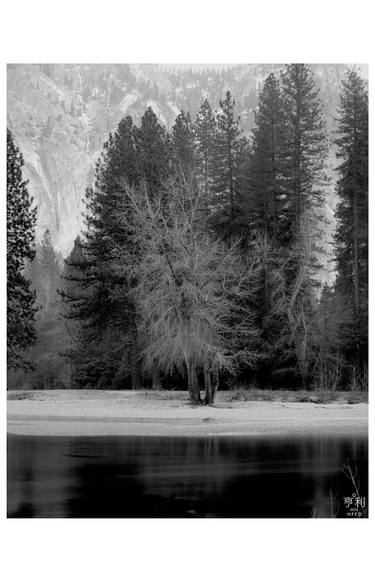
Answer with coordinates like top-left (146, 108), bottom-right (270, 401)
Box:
top-left (7, 434), bottom-right (368, 518)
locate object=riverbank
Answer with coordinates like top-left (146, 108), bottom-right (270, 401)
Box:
top-left (7, 389), bottom-right (368, 437)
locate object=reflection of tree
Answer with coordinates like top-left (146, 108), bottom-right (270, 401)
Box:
top-left (7, 435), bottom-right (368, 518)
top-left (308, 438), bottom-right (368, 518)
top-left (7, 436), bottom-right (71, 517)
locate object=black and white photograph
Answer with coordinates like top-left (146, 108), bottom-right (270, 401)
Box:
top-left (2, 1), bottom-right (372, 560)
top-left (6, 60), bottom-right (368, 518)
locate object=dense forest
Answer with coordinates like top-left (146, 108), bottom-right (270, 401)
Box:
top-left (7, 64), bottom-right (368, 404)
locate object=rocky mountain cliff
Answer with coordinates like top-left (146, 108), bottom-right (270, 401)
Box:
top-left (7, 63), bottom-right (351, 280)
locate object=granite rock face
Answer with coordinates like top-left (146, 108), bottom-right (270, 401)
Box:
top-left (7, 63), bottom-right (351, 282)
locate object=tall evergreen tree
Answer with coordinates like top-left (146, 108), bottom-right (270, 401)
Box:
top-left (61, 116), bottom-right (142, 388)
top-left (61, 232), bottom-right (134, 389)
top-left (136, 106), bottom-right (171, 197)
top-left (172, 110), bottom-right (196, 181)
top-left (281, 64), bottom-right (328, 240)
top-left (59, 236), bottom-right (91, 387)
top-left (7, 129), bottom-right (37, 372)
top-left (61, 109), bottom-right (173, 389)
top-left (237, 75), bottom-right (290, 384)
top-left (334, 67), bottom-right (368, 369)
top-left (211, 91), bottom-right (244, 234)
top-left (247, 73), bottom-right (286, 241)
top-left (194, 99), bottom-right (216, 214)
top-left (260, 65), bottom-right (328, 386)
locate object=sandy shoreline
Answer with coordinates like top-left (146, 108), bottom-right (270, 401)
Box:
top-left (7, 390), bottom-right (368, 437)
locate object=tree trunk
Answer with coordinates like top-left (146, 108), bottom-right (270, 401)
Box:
top-left (211, 370), bottom-right (219, 403)
top-left (187, 357), bottom-right (201, 405)
top-left (204, 363), bottom-right (212, 405)
top-left (152, 371), bottom-right (162, 390)
top-left (204, 365), bottom-right (219, 405)
top-left (129, 304), bottom-right (142, 390)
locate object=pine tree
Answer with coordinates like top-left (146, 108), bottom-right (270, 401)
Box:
top-left (61, 109), bottom-right (173, 389)
top-left (136, 106), bottom-right (171, 197)
top-left (172, 110), bottom-right (196, 182)
top-left (59, 236), bottom-right (91, 387)
top-left (247, 73), bottom-right (286, 241)
top-left (237, 75), bottom-right (290, 384)
top-left (85, 115), bottom-right (140, 328)
top-left (7, 129), bottom-right (37, 372)
top-left (61, 116), bottom-right (142, 388)
top-left (334, 67), bottom-right (368, 370)
top-left (211, 91), bottom-right (244, 235)
top-left (274, 65), bottom-right (329, 385)
top-left (61, 236), bottom-right (128, 389)
top-left (194, 99), bottom-right (216, 214)
top-left (281, 64), bottom-right (328, 240)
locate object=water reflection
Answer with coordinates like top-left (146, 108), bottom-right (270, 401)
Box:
top-left (7, 434), bottom-right (368, 518)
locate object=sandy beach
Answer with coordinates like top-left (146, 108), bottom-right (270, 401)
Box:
top-left (7, 390), bottom-right (368, 437)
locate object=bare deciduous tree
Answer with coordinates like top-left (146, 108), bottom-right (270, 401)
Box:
top-left (114, 180), bottom-right (260, 404)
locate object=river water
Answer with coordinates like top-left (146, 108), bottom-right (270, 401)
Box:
top-left (7, 434), bottom-right (368, 518)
